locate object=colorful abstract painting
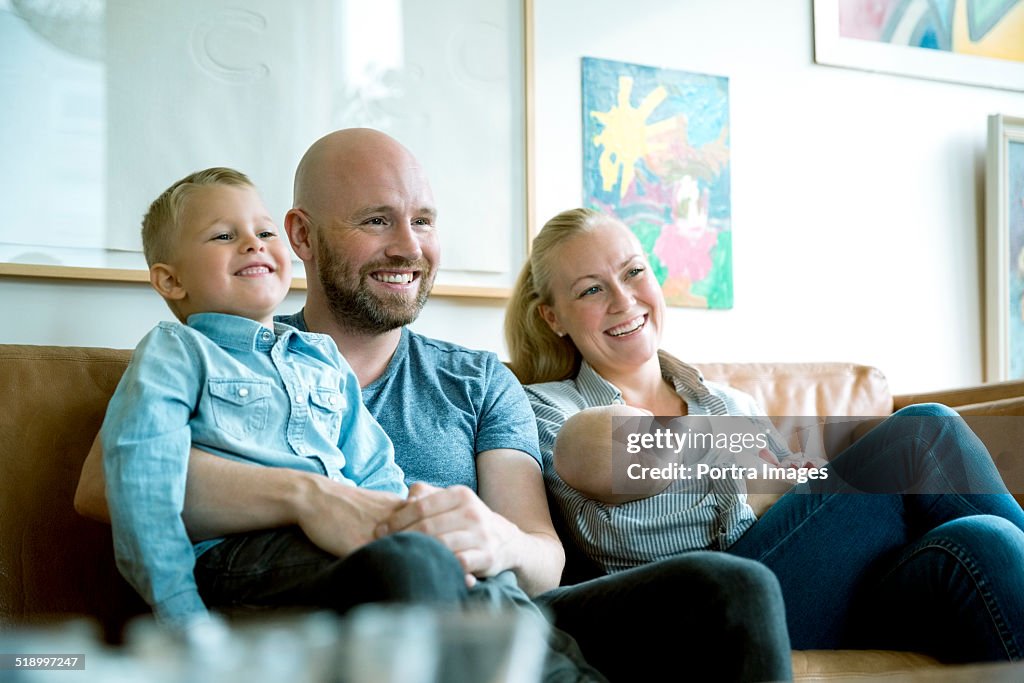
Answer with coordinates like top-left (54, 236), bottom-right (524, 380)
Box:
top-left (838, 0), bottom-right (1024, 61)
top-left (582, 57), bottom-right (732, 309)
top-left (814, 0), bottom-right (1024, 89)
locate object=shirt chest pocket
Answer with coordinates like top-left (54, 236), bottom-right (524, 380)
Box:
top-left (306, 387), bottom-right (344, 443)
top-left (207, 378), bottom-right (272, 439)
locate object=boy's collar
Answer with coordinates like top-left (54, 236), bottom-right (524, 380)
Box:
top-left (186, 312), bottom-right (276, 351)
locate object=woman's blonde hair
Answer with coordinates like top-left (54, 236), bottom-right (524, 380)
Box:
top-left (505, 207), bottom-right (611, 385)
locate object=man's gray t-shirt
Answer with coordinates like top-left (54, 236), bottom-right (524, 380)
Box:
top-left (275, 311), bottom-right (541, 489)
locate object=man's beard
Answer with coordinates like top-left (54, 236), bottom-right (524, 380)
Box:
top-left (317, 240), bottom-right (434, 335)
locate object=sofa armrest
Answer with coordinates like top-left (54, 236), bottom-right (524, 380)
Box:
top-left (848, 401), bottom-right (1024, 512)
top-left (893, 380), bottom-right (1024, 411)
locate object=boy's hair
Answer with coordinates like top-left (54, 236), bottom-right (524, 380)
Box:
top-left (141, 167), bottom-right (254, 266)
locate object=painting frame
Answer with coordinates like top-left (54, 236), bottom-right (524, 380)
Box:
top-left (812, 0), bottom-right (1024, 92)
top-left (985, 114), bottom-right (1024, 381)
top-left (0, 0), bottom-right (535, 300)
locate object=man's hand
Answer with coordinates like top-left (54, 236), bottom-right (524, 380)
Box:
top-left (295, 476), bottom-right (405, 558)
top-left (376, 482), bottom-right (520, 586)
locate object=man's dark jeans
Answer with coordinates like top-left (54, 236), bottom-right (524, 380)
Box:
top-left (538, 551), bottom-right (793, 682)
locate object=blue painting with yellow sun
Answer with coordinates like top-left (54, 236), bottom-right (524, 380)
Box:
top-left (582, 57), bottom-right (732, 309)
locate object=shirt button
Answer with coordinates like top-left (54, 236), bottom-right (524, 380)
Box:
top-left (261, 330), bottom-right (272, 341)
top-left (329, 395), bottom-right (338, 406)
top-left (238, 388), bottom-right (249, 398)
top-left (296, 394), bottom-right (305, 404)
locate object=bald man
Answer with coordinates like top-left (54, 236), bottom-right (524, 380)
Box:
top-left (77, 129), bottom-right (791, 682)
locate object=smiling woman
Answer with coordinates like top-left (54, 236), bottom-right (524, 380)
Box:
top-left (505, 206), bottom-right (1024, 664)
top-left (0, 0), bottom-right (530, 297)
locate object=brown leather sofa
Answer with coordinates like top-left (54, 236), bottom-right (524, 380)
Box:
top-left (2, 345), bottom-right (1022, 681)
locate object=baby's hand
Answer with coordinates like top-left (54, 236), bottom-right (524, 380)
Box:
top-left (780, 454), bottom-right (828, 469)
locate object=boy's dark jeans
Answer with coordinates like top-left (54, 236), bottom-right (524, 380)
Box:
top-left (194, 528), bottom-right (608, 682)
top-left (195, 528), bottom-right (467, 614)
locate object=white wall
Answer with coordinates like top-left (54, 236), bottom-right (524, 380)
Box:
top-left (3, 0), bottom-right (1024, 394)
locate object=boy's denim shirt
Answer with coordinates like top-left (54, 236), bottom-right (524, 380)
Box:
top-left (101, 312), bottom-right (406, 628)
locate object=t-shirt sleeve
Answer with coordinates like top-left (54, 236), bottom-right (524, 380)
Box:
top-left (474, 356), bottom-right (542, 466)
top-left (523, 385), bottom-right (575, 470)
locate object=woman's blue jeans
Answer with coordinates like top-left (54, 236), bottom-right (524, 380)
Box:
top-left (726, 403), bottom-right (1024, 662)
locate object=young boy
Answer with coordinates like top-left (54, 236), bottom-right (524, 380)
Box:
top-left (101, 167), bottom-right (407, 629)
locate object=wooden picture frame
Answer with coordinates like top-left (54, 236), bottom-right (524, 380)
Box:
top-left (985, 113), bottom-right (1024, 381)
top-left (0, 0), bottom-right (535, 299)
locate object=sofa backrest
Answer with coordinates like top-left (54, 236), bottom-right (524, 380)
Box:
top-left (0, 346), bottom-right (895, 631)
top-left (694, 362), bottom-right (893, 418)
top-left (0, 345), bottom-right (145, 639)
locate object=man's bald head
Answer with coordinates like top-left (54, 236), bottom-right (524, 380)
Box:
top-left (293, 128), bottom-right (423, 214)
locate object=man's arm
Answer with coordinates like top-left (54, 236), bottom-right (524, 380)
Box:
top-left (75, 433), bottom-right (403, 555)
top-left (378, 449), bottom-right (564, 597)
top-left (74, 433), bottom-right (111, 521)
top-left (476, 448), bottom-right (565, 595)
top-left (75, 432), bottom-right (302, 533)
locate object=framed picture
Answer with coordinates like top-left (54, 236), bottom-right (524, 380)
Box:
top-left (985, 114), bottom-right (1024, 381)
top-left (0, 0), bottom-right (534, 298)
top-left (812, 0), bottom-right (1024, 91)
top-left (581, 57), bottom-right (733, 309)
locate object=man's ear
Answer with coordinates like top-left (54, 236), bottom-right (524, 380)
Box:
top-left (149, 263), bottom-right (186, 301)
top-left (285, 208), bottom-right (315, 261)
top-left (538, 303), bottom-right (566, 338)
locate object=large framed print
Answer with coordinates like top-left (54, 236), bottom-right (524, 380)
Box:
top-left (813, 0), bottom-right (1024, 91)
top-left (985, 114), bottom-right (1024, 381)
top-left (0, 0), bottom-right (534, 298)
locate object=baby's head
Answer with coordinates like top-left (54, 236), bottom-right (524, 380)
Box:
top-left (142, 167), bottom-right (291, 326)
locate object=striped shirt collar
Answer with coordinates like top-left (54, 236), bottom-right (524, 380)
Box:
top-left (574, 351), bottom-right (728, 415)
